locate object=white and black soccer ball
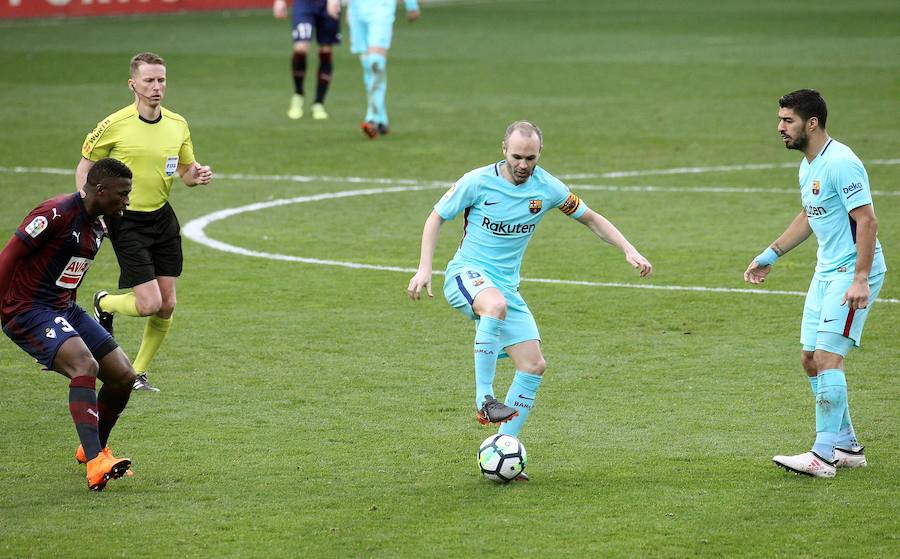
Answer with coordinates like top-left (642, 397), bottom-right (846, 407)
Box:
top-left (477, 434), bottom-right (527, 483)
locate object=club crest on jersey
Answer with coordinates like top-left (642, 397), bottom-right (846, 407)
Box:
top-left (25, 216), bottom-right (48, 238)
top-left (45, 328), bottom-right (57, 339)
top-left (529, 199), bottom-right (542, 214)
top-left (165, 156), bottom-right (179, 177)
top-left (472, 278), bottom-right (485, 286)
top-left (55, 256), bottom-right (92, 289)
top-left (812, 180), bottom-right (820, 195)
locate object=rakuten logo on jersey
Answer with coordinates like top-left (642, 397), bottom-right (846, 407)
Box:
top-left (481, 217), bottom-right (535, 237)
top-left (55, 257), bottom-right (92, 289)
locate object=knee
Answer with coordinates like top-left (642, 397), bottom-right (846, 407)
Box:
top-left (70, 356), bottom-right (99, 379)
top-left (519, 355), bottom-right (546, 376)
top-left (158, 295), bottom-right (176, 318)
top-left (813, 350), bottom-right (843, 372)
top-left (800, 352), bottom-right (816, 374)
top-left (135, 293), bottom-right (162, 317)
top-left (480, 299), bottom-right (507, 320)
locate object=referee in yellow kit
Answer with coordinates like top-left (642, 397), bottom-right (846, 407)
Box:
top-left (76, 52), bottom-right (213, 392)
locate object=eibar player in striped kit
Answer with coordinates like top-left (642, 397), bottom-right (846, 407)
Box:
top-left (0, 158), bottom-right (136, 491)
top-left (407, 121), bottom-right (653, 480)
top-left (744, 89), bottom-right (887, 478)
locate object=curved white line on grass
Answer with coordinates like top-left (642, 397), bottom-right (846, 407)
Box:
top-left (182, 185), bottom-right (899, 304)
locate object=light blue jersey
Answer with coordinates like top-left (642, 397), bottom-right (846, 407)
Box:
top-left (435, 162), bottom-right (588, 290)
top-left (799, 138), bottom-right (886, 280)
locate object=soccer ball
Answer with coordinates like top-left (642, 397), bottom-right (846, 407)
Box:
top-left (477, 434), bottom-right (527, 483)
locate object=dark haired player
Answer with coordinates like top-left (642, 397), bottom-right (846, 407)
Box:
top-left (1, 158), bottom-right (137, 491)
top-left (744, 89), bottom-right (886, 477)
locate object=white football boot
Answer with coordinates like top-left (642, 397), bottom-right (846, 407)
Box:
top-left (772, 451), bottom-right (836, 478)
top-left (834, 446), bottom-right (867, 468)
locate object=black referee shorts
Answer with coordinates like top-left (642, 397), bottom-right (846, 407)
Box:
top-left (108, 202), bottom-right (183, 289)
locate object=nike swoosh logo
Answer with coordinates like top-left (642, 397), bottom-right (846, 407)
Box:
top-left (475, 341), bottom-right (492, 345)
top-left (517, 394), bottom-right (535, 401)
top-left (823, 318), bottom-right (840, 323)
top-left (484, 201), bottom-right (499, 206)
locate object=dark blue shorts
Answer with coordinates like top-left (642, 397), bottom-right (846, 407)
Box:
top-left (292, 0), bottom-right (342, 45)
top-left (3, 305), bottom-right (117, 369)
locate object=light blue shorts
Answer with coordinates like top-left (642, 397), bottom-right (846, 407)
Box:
top-left (801, 272), bottom-right (885, 353)
top-left (348, 0), bottom-right (395, 53)
top-left (443, 264), bottom-right (540, 355)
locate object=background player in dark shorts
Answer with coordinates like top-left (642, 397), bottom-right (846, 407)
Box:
top-left (274, 0), bottom-right (342, 120)
top-left (0, 158), bottom-right (138, 491)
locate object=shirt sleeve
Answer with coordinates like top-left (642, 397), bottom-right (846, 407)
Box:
top-left (404, 0), bottom-right (419, 11)
top-left (81, 118), bottom-right (115, 161)
top-left (14, 201), bottom-right (64, 250)
top-left (179, 125), bottom-right (196, 166)
top-left (549, 178), bottom-right (588, 219)
top-left (829, 157), bottom-right (872, 212)
top-left (434, 175), bottom-right (478, 221)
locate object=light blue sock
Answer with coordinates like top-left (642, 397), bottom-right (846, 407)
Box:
top-left (807, 375), bottom-right (818, 396)
top-left (474, 316), bottom-right (503, 408)
top-left (498, 371), bottom-right (543, 438)
top-left (838, 388), bottom-right (859, 450)
top-left (812, 369), bottom-right (847, 461)
top-left (359, 55), bottom-right (375, 122)
top-left (367, 53), bottom-right (388, 125)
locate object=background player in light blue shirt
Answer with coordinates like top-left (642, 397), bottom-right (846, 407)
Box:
top-left (744, 89), bottom-right (886, 478)
top-left (408, 121), bottom-right (652, 478)
top-left (347, 0), bottom-right (420, 138)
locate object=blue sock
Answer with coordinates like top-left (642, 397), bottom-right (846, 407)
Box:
top-left (498, 371), bottom-right (543, 438)
top-left (359, 55), bottom-right (375, 122)
top-left (474, 316), bottom-right (503, 408)
top-left (812, 369), bottom-right (847, 461)
top-left (807, 375), bottom-right (818, 396)
top-left (367, 53), bottom-right (388, 125)
top-left (838, 386), bottom-right (859, 450)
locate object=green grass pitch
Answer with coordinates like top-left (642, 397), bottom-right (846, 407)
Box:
top-left (0, 0), bottom-right (898, 556)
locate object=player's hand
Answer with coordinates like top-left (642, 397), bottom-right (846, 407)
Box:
top-left (841, 278), bottom-right (870, 310)
top-left (743, 260), bottom-right (771, 284)
top-left (326, 0), bottom-right (340, 19)
top-left (273, 0), bottom-right (287, 19)
top-left (189, 162), bottom-right (213, 186)
top-left (407, 270), bottom-right (433, 300)
top-left (625, 250), bottom-right (652, 278)
top-left (407, 9), bottom-right (420, 22)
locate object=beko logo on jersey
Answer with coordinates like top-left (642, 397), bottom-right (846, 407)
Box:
top-left (842, 182), bottom-right (863, 198)
top-left (805, 204), bottom-right (827, 217)
top-left (481, 217), bottom-right (535, 236)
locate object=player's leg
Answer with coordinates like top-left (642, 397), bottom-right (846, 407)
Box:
top-left (96, 216), bottom-right (159, 334)
top-left (366, 46), bottom-right (389, 131)
top-left (499, 340), bottom-right (545, 439)
top-left (443, 267), bottom-right (516, 425)
top-left (311, 8), bottom-right (340, 120)
top-left (96, 348), bottom-right (136, 448)
top-left (773, 278), bottom-right (837, 477)
top-left (288, 5), bottom-right (316, 119)
top-left (347, 3), bottom-right (376, 136)
top-left (131, 275), bottom-right (175, 390)
top-left (289, 41), bottom-right (311, 119)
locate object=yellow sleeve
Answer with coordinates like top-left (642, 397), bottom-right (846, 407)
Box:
top-left (179, 127), bottom-right (196, 166)
top-left (81, 117), bottom-right (116, 161)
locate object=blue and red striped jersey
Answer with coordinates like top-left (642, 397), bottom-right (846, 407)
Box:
top-left (2, 193), bottom-right (105, 319)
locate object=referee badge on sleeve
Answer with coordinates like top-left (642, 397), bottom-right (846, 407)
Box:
top-left (165, 156), bottom-right (179, 177)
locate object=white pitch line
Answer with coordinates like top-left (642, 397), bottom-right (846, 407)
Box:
top-left (182, 185), bottom-right (899, 304)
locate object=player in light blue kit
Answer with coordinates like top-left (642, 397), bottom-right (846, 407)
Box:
top-left (408, 121), bottom-right (653, 479)
top-left (744, 89), bottom-right (886, 478)
top-left (347, 0), bottom-right (420, 138)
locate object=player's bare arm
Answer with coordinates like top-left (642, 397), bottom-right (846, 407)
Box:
top-left (177, 162), bottom-right (213, 187)
top-left (576, 208), bottom-right (652, 277)
top-left (744, 210), bottom-right (812, 284)
top-left (326, 0), bottom-right (340, 19)
top-left (842, 203), bottom-right (878, 309)
top-left (75, 157), bottom-right (95, 193)
top-left (407, 211), bottom-right (444, 300)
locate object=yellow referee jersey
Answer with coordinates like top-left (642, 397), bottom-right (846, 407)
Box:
top-left (81, 104), bottom-right (196, 212)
